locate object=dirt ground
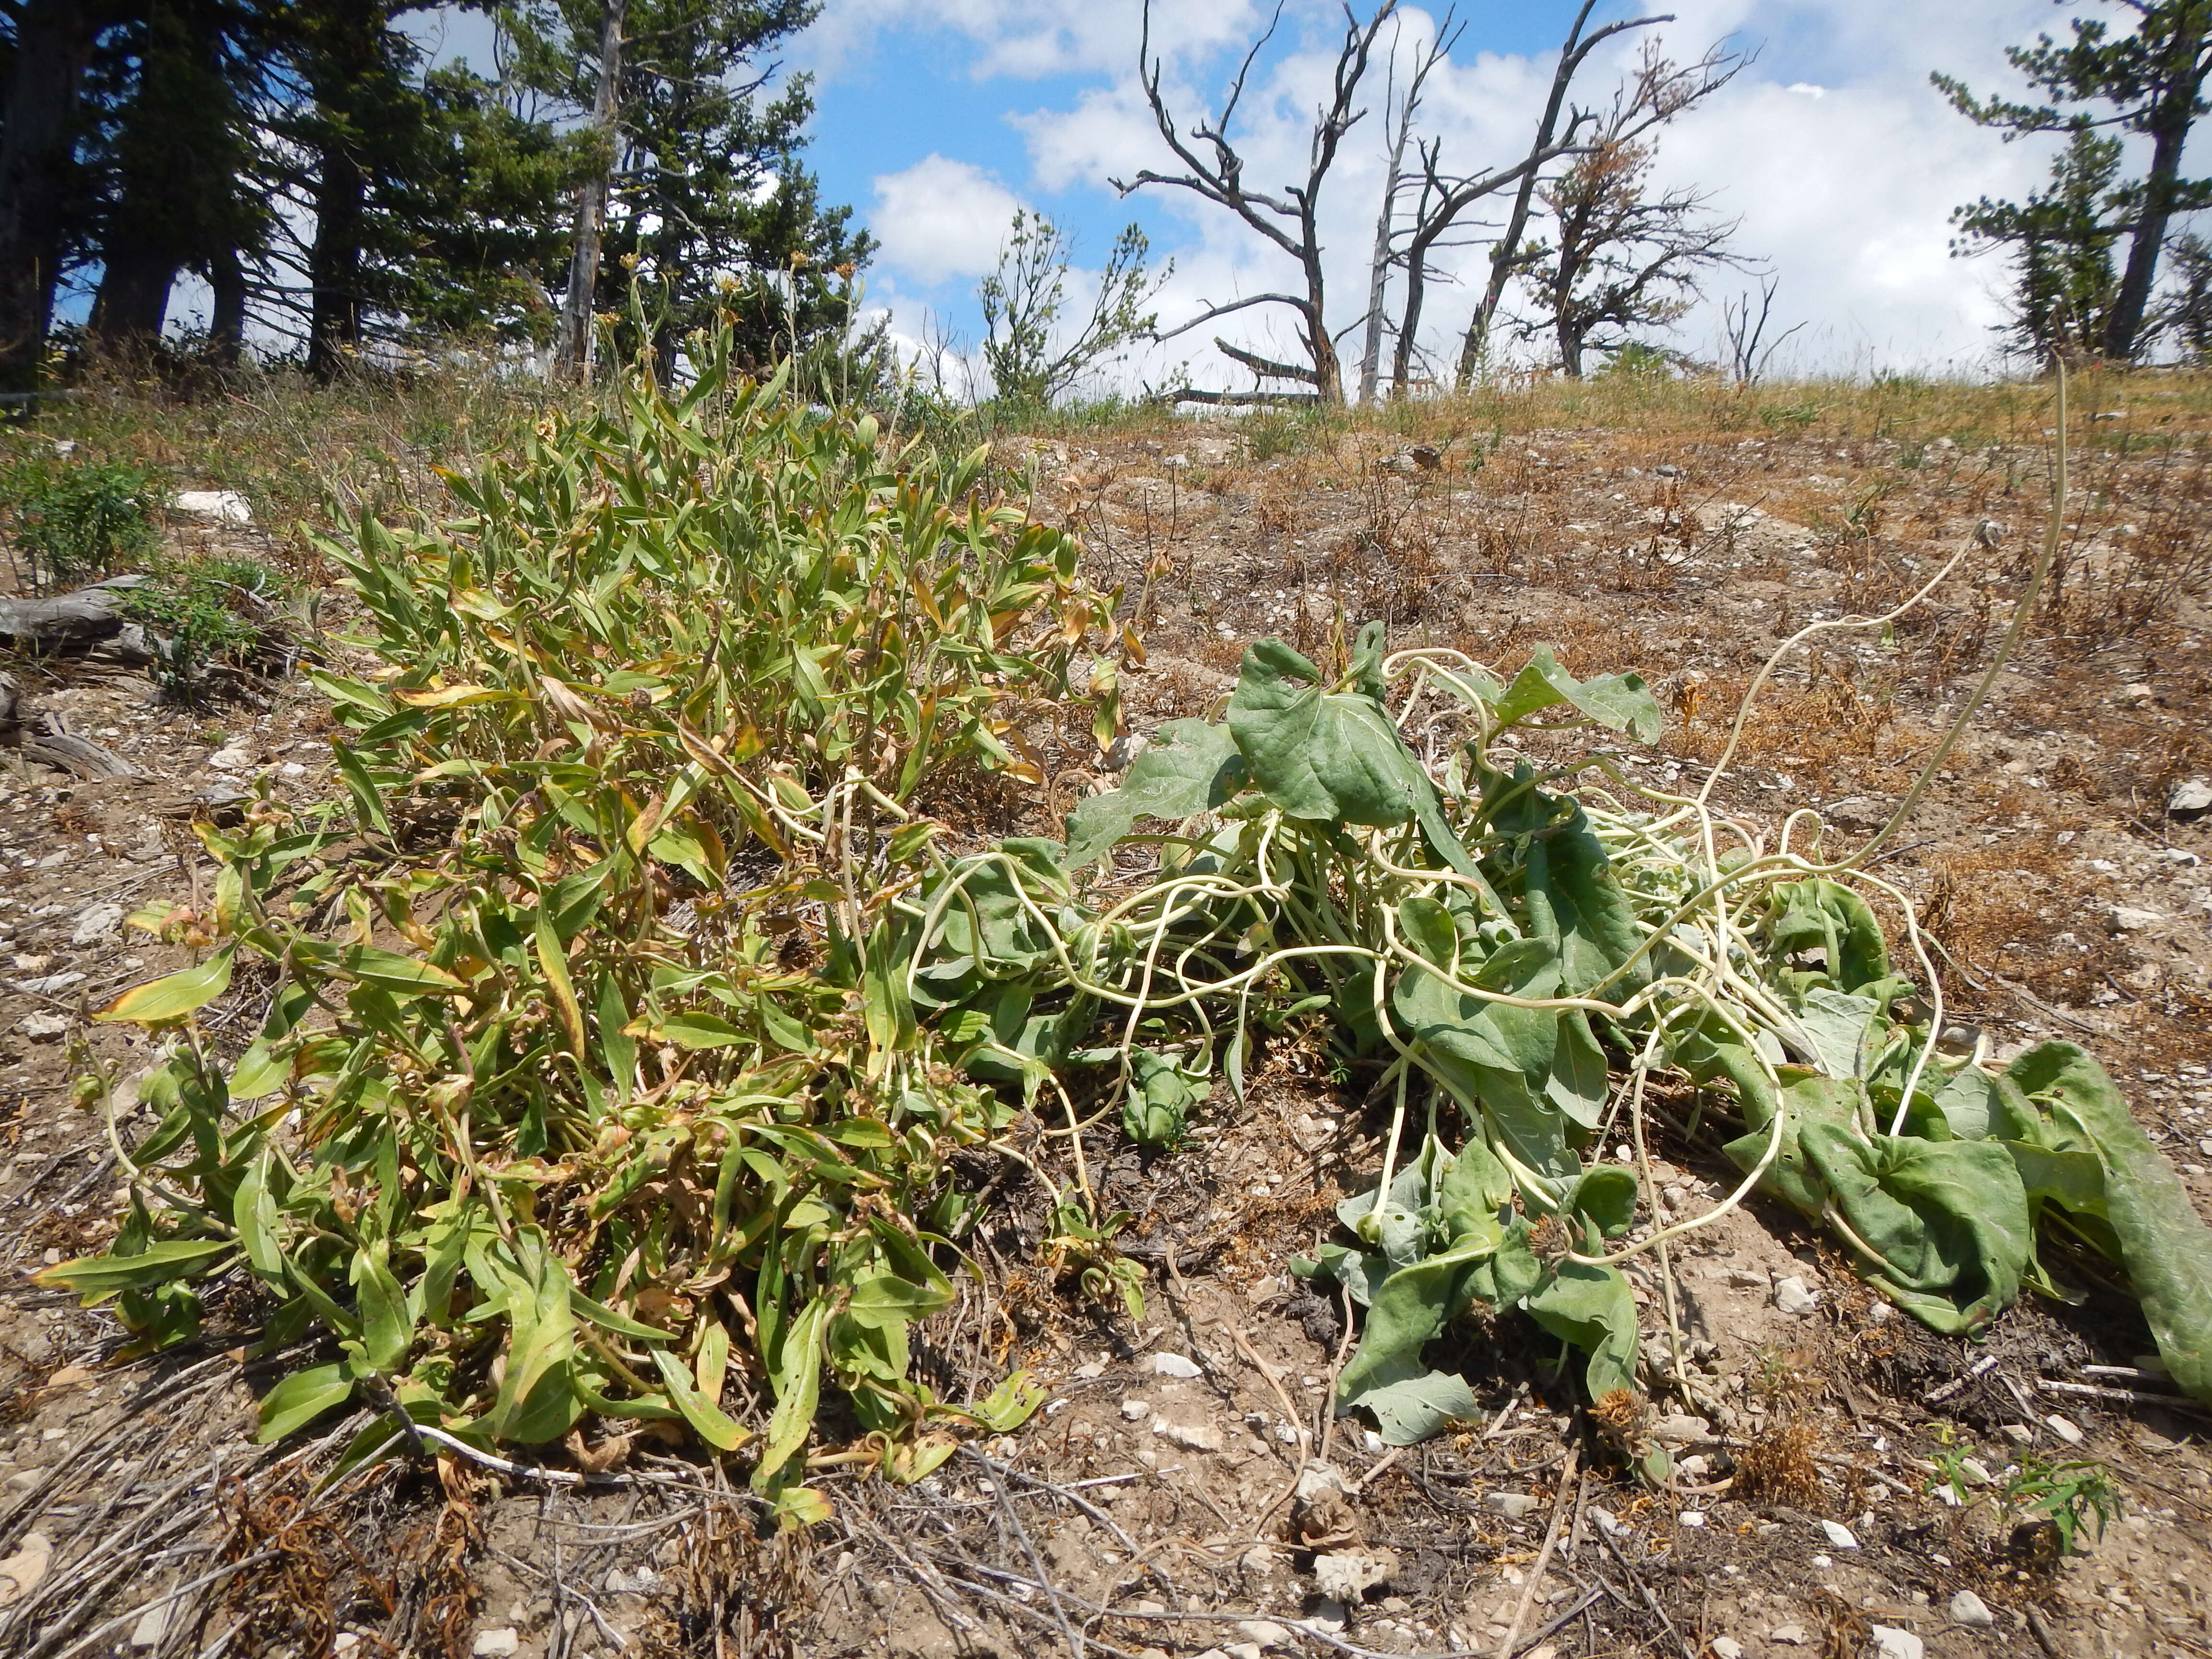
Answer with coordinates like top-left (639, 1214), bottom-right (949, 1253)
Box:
top-left (1, 406), bottom-right (2210, 1659)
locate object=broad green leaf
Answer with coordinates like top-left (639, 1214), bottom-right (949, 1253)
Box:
top-left (1793, 988), bottom-right (1882, 1079)
top-left (1358, 1368), bottom-right (1484, 1446)
top-left (231, 1156), bottom-right (286, 1281)
top-left (338, 946), bottom-right (468, 996)
top-left (1488, 645), bottom-right (1664, 742)
top-left (1525, 1257), bottom-right (1641, 1399)
top-left (484, 1231), bottom-right (584, 1444)
top-left (1789, 1121), bottom-right (2032, 1334)
top-left (2011, 1043), bottom-right (2212, 1400)
top-left (97, 948), bottom-right (235, 1024)
top-left (973, 1370), bottom-right (1046, 1431)
top-left (754, 1298), bottom-right (827, 1493)
top-left (652, 1010), bottom-right (749, 1049)
top-left (650, 1349), bottom-right (751, 1451)
top-left (350, 1240), bottom-right (413, 1374)
top-left (1226, 637), bottom-right (1432, 827)
top-left (1061, 719), bottom-right (1248, 870)
top-left (37, 1238), bottom-right (238, 1298)
top-left (255, 1363), bottom-right (356, 1443)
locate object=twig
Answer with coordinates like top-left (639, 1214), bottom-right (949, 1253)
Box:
top-left (1595, 1512), bottom-right (1693, 1659)
top-left (2038, 1377), bottom-right (2210, 1415)
top-left (966, 1449), bottom-right (1087, 1659)
top-left (1495, 1447), bottom-right (1580, 1659)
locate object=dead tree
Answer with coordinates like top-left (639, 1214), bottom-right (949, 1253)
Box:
top-left (1723, 273), bottom-right (1805, 384)
top-left (1426, 12), bottom-right (1738, 392)
top-left (1353, 11), bottom-right (1461, 404)
top-left (1115, 0), bottom-right (1399, 407)
top-left (1525, 92), bottom-right (1749, 378)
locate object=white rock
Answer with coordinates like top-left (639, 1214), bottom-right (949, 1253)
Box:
top-left (1236, 1621), bottom-right (1291, 1647)
top-left (1302, 1599), bottom-right (1349, 1636)
top-left (1486, 1492), bottom-right (1540, 1520)
top-left (1150, 1351), bottom-right (1203, 1379)
top-left (1652, 1414), bottom-right (1710, 1446)
top-left (1711, 1639), bottom-right (1743, 1659)
top-left (174, 490), bottom-right (252, 524)
top-left (2169, 778), bottom-right (2212, 820)
top-left (2111, 906), bottom-right (2166, 932)
top-left (280, 760), bottom-right (308, 778)
top-left (19, 1012), bottom-right (68, 1041)
top-left (1770, 1626), bottom-right (1809, 1647)
top-left (1679, 1511), bottom-right (1707, 1527)
top-left (471, 1630), bottom-right (521, 1658)
top-left (207, 745), bottom-right (255, 772)
top-left (18, 972), bottom-right (84, 996)
top-left (1152, 1419), bottom-right (1223, 1453)
top-left (1820, 1519), bottom-right (1859, 1549)
top-left (1810, 1554), bottom-right (1833, 1570)
top-left (1871, 1625), bottom-right (1923, 1659)
top-left (1774, 1276), bottom-right (1819, 1316)
top-left (130, 1603), bottom-right (169, 1648)
top-left (1121, 1398), bottom-right (1152, 1421)
top-left (1313, 1550), bottom-right (1395, 1601)
top-left (72, 902), bottom-right (125, 946)
top-left (1294, 1463), bottom-right (1347, 1502)
top-left (2045, 1414), bottom-right (2084, 1445)
top-left (0, 1533), bottom-right (52, 1606)
top-left (1948, 1590), bottom-right (1995, 1628)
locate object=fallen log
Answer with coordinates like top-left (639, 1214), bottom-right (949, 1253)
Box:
top-left (0, 574), bottom-right (152, 646)
top-left (0, 672), bottom-right (141, 779)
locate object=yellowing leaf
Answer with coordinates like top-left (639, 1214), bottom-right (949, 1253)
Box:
top-left (394, 684), bottom-right (507, 709)
top-left (97, 947), bottom-right (235, 1025)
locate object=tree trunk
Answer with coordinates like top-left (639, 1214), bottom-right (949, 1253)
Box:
top-left (1557, 316), bottom-right (1586, 378)
top-left (307, 141), bottom-right (367, 379)
top-left (0, 0), bottom-right (102, 392)
top-left (2103, 14), bottom-right (2210, 360)
top-left (1455, 1), bottom-right (1598, 390)
top-left (208, 248), bottom-right (247, 365)
top-left (1388, 245), bottom-right (1426, 397)
top-left (556, 0), bottom-right (626, 384)
top-left (1458, 178), bottom-right (1544, 389)
top-left (1357, 102), bottom-right (1412, 404)
top-left (89, 249), bottom-right (179, 352)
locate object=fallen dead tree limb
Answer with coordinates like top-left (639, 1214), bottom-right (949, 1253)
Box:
top-left (0, 575), bottom-right (150, 647)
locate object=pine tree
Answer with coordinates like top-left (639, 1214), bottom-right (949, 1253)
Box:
top-left (1936, 0), bottom-right (2212, 361)
top-left (504, 0), bottom-right (875, 379)
top-left (1950, 128), bottom-right (2127, 360)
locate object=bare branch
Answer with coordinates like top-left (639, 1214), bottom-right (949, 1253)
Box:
top-left (1147, 291), bottom-right (1310, 346)
top-left (1216, 339), bottom-right (1319, 382)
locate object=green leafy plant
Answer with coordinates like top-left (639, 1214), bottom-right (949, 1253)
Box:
top-left (1927, 1425), bottom-right (2121, 1558)
top-left (36, 326), bottom-right (1115, 1514)
top-left (115, 554), bottom-right (292, 705)
top-left (876, 622), bottom-right (2212, 1445)
top-left (2, 456), bottom-right (160, 588)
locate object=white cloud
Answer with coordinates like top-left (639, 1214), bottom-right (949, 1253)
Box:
top-left (867, 155), bottom-right (1026, 286)
top-left (834, 0), bottom-right (2115, 379)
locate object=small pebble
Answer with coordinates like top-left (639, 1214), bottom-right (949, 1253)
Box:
top-left (471, 1632), bottom-right (520, 1659)
top-left (1770, 1625), bottom-right (1809, 1646)
top-left (1820, 1519), bottom-right (1859, 1549)
top-left (1871, 1626), bottom-right (1923, 1659)
top-left (1949, 1589), bottom-right (1995, 1628)
top-left (2045, 1414), bottom-right (2084, 1445)
top-left (1120, 1398), bottom-right (1151, 1421)
top-left (1150, 1352), bottom-right (1202, 1380)
top-left (1711, 1640), bottom-right (1742, 1659)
